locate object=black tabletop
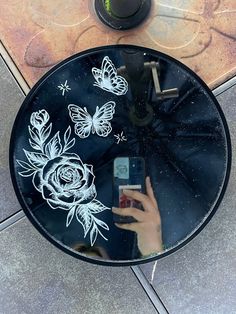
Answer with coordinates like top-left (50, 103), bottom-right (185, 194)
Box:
top-left (10, 45), bottom-right (231, 266)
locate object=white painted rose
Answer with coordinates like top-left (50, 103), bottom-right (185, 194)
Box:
top-left (33, 153), bottom-right (96, 210)
top-left (30, 109), bottom-right (49, 130)
top-left (18, 109), bottom-right (110, 245)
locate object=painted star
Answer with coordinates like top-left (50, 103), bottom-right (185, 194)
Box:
top-left (114, 131), bottom-right (127, 144)
top-left (58, 80), bottom-right (71, 96)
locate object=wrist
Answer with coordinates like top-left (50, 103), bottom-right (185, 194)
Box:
top-left (139, 235), bottom-right (163, 256)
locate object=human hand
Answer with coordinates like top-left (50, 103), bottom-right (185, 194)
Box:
top-left (112, 177), bottom-right (163, 256)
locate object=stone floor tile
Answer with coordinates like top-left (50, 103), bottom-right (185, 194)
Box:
top-left (0, 218), bottom-right (156, 314)
top-left (0, 57), bottom-right (24, 222)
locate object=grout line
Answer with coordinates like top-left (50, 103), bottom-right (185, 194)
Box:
top-left (0, 41), bottom-right (30, 95)
top-left (0, 210), bottom-right (25, 232)
top-left (131, 266), bottom-right (169, 314)
top-left (213, 76), bottom-right (236, 97)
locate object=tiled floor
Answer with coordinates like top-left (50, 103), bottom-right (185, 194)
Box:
top-left (0, 59), bottom-right (24, 222)
top-left (0, 218), bottom-right (157, 314)
top-left (0, 1), bottom-right (236, 313)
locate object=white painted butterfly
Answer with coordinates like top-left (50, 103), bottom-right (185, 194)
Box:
top-left (68, 102), bottom-right (116, 139)
top-left (92, 56), bottom-right (128, 96)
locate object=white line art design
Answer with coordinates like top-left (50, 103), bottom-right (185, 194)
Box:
top-left (92, 56), bottom-right (128, 96)
top-left (114, 131), bottom-right (127, 144)
top-left (58, 80), bottom-right (71, 96)
top-left (17, 109), bottom-right (110, 246)
top-left (68, 101), bottom-right (116, 139)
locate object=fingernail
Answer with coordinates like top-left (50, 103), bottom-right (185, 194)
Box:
top-left (123, 189), bottom-right (131, 195)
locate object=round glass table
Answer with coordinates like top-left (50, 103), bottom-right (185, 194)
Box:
top-left (10, 45), bottom-right (231, 266)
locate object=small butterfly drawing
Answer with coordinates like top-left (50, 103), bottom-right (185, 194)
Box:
top-left (68, 101), bottom-right (116, 139)
top-left (92, 56), bottom-right (128, 96)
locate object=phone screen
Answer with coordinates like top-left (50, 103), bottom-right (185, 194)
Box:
top-left (119, 185), bottom-right (142, 209)
top-left (113, 157), bottom-right (145, 223)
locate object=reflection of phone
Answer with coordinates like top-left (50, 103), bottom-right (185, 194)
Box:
top-left (113, 157), bottom-right (145, 224)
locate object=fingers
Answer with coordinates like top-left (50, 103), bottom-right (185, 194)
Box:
top-left (146, 177), bottom-right (158, 209)
top-left (123, 189), bottom-right (148, 205)
top-left (114, 222), bottom-right (140, 232)
top-left (112, 207), bottom-right (145, 222)
top-left (123, 178), bottom-right (158, 212)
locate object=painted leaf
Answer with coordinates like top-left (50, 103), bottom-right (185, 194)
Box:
top-left (90, 224), bottom-right (98, 247)
top-left (66, 206), bottom-right (76, 227)
top-left (89, 199), bottom-right (110, 214)
top-left (29, 139), bottom-right (41, 150)
top-left (41, 123), bottom-right (52, 142)
top-left (28, 126), bottom-right (40, 144)
top-left (64, 138), bottom-right (75, 152)
top-left (17, 159), bottom-right (37, 170)
top-left (64, 126), bottom-right (71, 144)
top-left (45, 131), bottom-right (62, 159)
top-left (76, 205), bottom-right (92, 237)
top-left (23, 150), bottom-right (49, 168)
top-left (94, 217), bottom-right (109, 230)
top-left (19, 168), bottom-right (37, 177)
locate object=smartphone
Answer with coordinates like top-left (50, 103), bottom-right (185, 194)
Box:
top-left (113, 157), bottom-right (145, 224)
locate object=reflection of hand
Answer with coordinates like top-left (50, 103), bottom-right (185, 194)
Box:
top-left (112, 177), bottom-right (163, 256)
